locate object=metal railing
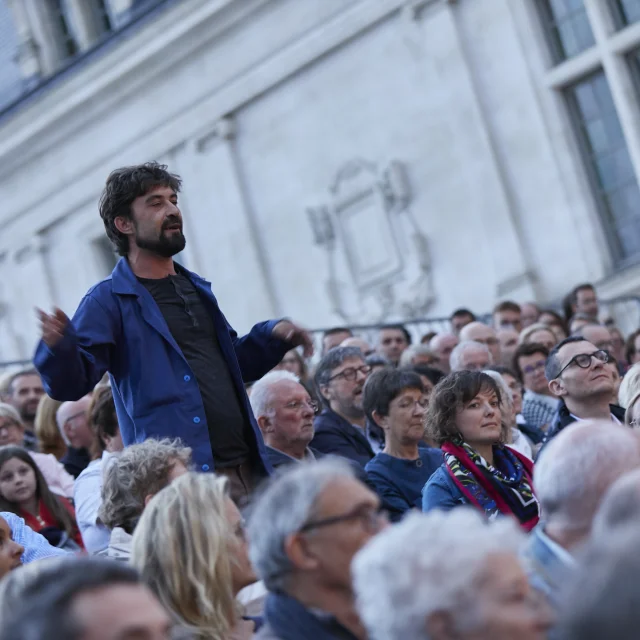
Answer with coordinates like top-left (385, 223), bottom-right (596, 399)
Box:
top-left (2, 296), bottom-right (640, 374)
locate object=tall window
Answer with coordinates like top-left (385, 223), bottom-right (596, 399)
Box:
top-left (90, 0), bottom-right (114, 38)
top-left (49, 0), bottom-right (78, 58)
top-left (567, 72), bottom-right (640, 260)
top-left (536, 0), bottom-right (595, 63)
top-left (610, 0), bottom-right (640, 28)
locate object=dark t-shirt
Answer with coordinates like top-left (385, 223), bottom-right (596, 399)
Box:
top-left (138, 273), bottom-right (250, 468)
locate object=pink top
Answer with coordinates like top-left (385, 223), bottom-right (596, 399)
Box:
top-left (30, 452), bottom-right (75, 498)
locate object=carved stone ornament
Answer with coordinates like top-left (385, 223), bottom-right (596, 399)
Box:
top-left (307, 159), bottom-right (435, 324)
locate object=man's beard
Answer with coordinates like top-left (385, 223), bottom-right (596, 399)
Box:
top-left (135, 225), bottom-right (186, 258)
top-left (19, 403), bottom-right (37, 423)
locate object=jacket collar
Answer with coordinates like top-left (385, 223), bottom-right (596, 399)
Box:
top-left (525, 524), bottom-right (575, 595)
top-left (557, 400), bottom-right (626, 427)
top-left (320, 409), bottom-right (375, 454)
top-left (110, 257), bottom-right (207, 295)
top-left (265, 592), bottom-right (359, 640)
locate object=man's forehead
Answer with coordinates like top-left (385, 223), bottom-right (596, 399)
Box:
top-left (143, 184), bottom-right (176, 197)
top-left (380, 328), bottom-right (405, 339)
top-left (273, 380), bottom-right (308, 398)
top-left (559, 341), bottom-right (597, 361)
top-left (12, 374), bottom-right (42, 390)
top-left (332, 357), bottom-right (364, 372)
top-left (316, 477), bottom-right (376, 514)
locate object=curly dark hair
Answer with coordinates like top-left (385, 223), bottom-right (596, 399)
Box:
top-left (425, 371), bottom-right (503, 446)
top-left (98, 162), bottom-right (182, 256)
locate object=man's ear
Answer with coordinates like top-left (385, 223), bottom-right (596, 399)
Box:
top-left (548, 378), bottom-right (565, 398)
top-left (257, 415), bottom-right (272, 434)
top-left (114, 216), bottom-right (134, 236)
top-left (284, 533), bottom-right (320, 572)
top-left (319, 384), bottom-right (332, 403)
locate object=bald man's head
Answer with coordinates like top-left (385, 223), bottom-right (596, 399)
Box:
top-left (535, 421), bottom-right (640, 540)
top-left (56, 395), bottom-right (94, 450)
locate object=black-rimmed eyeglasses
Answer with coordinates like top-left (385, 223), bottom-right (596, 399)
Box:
top-left (299, 505), bottom-right (388, 534)
top-left (327, 365), bottom-right (372, 383)
top-left (553, 349), bottom-right (610, 380)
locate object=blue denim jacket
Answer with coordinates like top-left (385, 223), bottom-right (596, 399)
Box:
top-left (34, 258), bottom-right (289, 474)
top-left (421, 464), bottom-right (467, 512)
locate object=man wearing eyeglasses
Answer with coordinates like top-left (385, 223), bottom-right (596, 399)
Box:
top-left (311, 347), bottom-right (376, 468)
top-left (543, 336), bottom-right (625, 444)
top-left (250, 371), bottom-right (321, 470)
top-left (248, 458), bottom-right (387, 640)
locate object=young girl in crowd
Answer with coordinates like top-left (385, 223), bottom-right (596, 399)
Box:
top-left (0, 446), bottom-right (83, 550)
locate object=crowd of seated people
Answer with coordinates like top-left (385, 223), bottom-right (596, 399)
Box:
top-left (3, 282), bottom-right (640, 638)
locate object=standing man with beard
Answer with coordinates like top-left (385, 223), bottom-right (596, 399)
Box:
top-left (4, 368), bottom-right (44, 451)
top-left (311, 346), bottom-right (375, 467)
top-left (34, 163), bottom-right (312, 504)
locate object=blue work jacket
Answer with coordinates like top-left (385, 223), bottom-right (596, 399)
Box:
top-left (33, 258), bottom-right (289, 474)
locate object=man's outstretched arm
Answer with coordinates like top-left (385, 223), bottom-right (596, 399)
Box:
top-left (231, 318), bottom-right (313, 383)
top-left (34, 293), bottom-right (118, 401)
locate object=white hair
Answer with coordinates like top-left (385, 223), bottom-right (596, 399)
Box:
top-left (248, 457), bottom-right (355, 592)
top-left (619, 362), bottom-right (640, 409)
top-left (449, 341), bottom-right (491, 372)
top-left (535, 421), bottom-right (640, 530)
top-left (55, 402), bottom-right (72, 446)
top-left (399, 344), bottom-right (434, 367)
top-left (249, 370), bottom-right (300, 419)
top-left (353, 510), bottom-right (524, 640)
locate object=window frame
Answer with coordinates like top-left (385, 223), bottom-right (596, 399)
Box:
top-left (564, 69), bottom-right (640, 265)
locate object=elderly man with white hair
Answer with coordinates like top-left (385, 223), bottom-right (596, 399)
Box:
top-left (56, 395), bottom-right (94, 478)
top-left (250, 371), bottom-right (321, 469)
top-left (248, 457), bottom-right (387, 640)
top-left (449, 340), bottom-right (492, 372)
top-left (398, 344), bottom-right (437, 368)
top-left (523, 420), bottom-right (640, 609)
top-left (352, 510), bottom-right (552, 640)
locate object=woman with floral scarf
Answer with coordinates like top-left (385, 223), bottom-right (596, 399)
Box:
top-left (422, 371), bottom-right (539, 531)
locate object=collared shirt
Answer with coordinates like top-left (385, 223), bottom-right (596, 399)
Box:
top-left (74, 451), bottom-right (113, 553)
top-left (266, 446), bottom-right (316, 469)
top-left (536, 527), bottom-right (576, 568)
top-left (1, 512), bottom-right (69, 563)
top-left (522, 391), bottom-right (559, 430)
top-left (569, 412), bottom-right (621, 425)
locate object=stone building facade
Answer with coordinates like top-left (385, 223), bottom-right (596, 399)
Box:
top-left (1, 0), bottom-right (640, 360)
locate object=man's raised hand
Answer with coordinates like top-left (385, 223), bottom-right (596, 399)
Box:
top-left (37, 307), bottom-right (69, 348)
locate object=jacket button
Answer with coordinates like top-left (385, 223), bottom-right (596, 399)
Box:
top-left (184, 375), bottom-right (191, 382)
top-left (193, 416), bottom-right (201, 424)
top-left (202, 464), bottom-right (210, 471)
